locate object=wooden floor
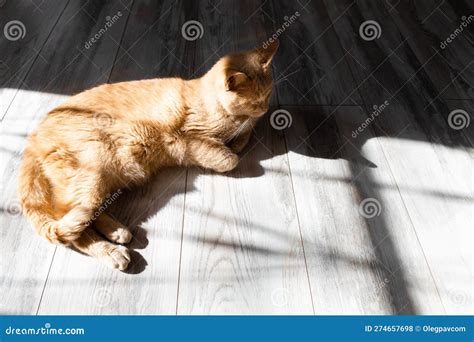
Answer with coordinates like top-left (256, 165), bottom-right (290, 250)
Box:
top-left (0, 0), bottom-right (472, 314)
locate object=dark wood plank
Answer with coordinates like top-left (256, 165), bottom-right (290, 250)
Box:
top-left (384, 0), bottom-right (474, 100)
top-left (325, 0), bottom-right (473, 148)
top-left (269, 0), bottom-right (362, 106)
top-left (109, 0), bottom-right (195, 81)
top-left (0, 0), bottom-right (68, 121)
top-left (0, 0), bottom-right (69, 120)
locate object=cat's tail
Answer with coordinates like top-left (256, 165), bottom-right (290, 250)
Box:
top-left (18, 149), bottom-right (91, 245)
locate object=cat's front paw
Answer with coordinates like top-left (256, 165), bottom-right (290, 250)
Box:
top-left (101, 245), bottom-right (131, 271)
top-left (214, 153), bottom-right (239, 173)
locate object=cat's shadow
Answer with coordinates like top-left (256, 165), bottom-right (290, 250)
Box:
top-left (104, 107), bottom-right (376, 273)
top-left (104, 164), bottom-right (265, 274)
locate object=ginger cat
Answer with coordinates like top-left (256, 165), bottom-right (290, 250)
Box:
top-left (18, 40), bottom-right (279, 270)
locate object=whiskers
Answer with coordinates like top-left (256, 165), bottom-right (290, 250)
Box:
top-left (225, 118), bottom-right (252, 143)
top-left (274, 67), bottom-right (301, 85)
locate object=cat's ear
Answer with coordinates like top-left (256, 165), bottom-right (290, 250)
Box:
top-left (224, 71), bottom-right (248, 91)
top-left (256, 39), bottom-right (279, 70)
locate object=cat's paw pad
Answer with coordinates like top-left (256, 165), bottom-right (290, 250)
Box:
top-left (109, 227), bottom-right (133, 244)
top-left (102, 245), bottom-right (131, 271)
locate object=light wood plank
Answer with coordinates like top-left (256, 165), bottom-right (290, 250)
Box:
top-left (370, 101), bottom-right (473, 314)
top-left (326, 0), bottom-right (472, 310)
top-left (285, 105), bottom-right (445, 314)
top-left (178, 122), bottom-right (313, 314)
top-left (0, 0), bottom-right (133, 314)
top-left (0, 118), bottom-right (57, 314)
top-left (0, 0), bottom-right (86, 314)
top-left (38, 0), bottom-right (195, 314)
top-left (2, 0), bottom-right (469, 316)
top-left (40, 167), bottom-right (186, 314)
top-left (176, 0), bottom-right (314, 314)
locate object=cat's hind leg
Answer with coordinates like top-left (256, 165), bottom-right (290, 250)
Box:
top-left (94, 213), bottom-right (133, 244)
top-left (72, 227), bottom-right (131, 270)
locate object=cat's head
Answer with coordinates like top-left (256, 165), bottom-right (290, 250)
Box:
top-left (215, 39), bottom-right (279, 117)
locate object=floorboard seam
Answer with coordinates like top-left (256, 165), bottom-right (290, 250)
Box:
top-left (282, 133), bottom-right (316, 314)
top-left (174, 168), bottom-right (188, 315)
top-left (106, 0), bottom-right (136, 82)
top-left (35, 246), bottom-right (57, 315)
